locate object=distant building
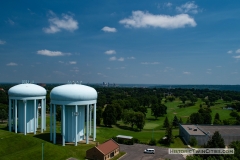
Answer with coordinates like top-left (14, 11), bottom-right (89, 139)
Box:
top-left (179, 124), bottom-right (240, 146)
top-left (86, 139), bottom-right (120, 160)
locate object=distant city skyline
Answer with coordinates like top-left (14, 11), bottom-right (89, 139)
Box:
top-left (1, 1), bottom-right (240, 84)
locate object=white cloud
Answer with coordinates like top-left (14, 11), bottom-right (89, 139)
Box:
top-left (233, 55), bottom-right (240, 59)
top-left (0, 40), bottom-right (6, 45)
top-left (227, 50), bottom-right (233, 54)
top-left (105, 50), bottom-right (116, 55)
top-left (164, 67), bottom-right (174, 72)
top-left (118, 57), bottom-right (124, 61)
top-left (119, 11), bottom-right (196, 29)
top-left (141, 62), bottom-right (159, 65)
top-left (109, 56), bottom-right (117, 61)
top-left (59, 61), bottom-right (64, 63)
top-left (7, 18), bottom-right (15, 25)
top-left (97, 72), bottom-right (108, 77)
top-left (27, 8), bottom-right (35, 15)
top-left (164, 2), bottom-right (172, 7)
top-left (109, 56), bottom-right (124, 61)
top-left (176, 1), bottom-right (199, 14)
top-left (69, 61), bottom-right (77, 64)
top-left (37, 49), bottom-right (67, 56)
top-left (127, 57), bottom-right (136, 59)
top-left (43, 11), bottom-right (78, 34)
top-left (183, 71), bottom-right (191, 75)
top-left (102, 26), bottom-right (117, 32)
top-left (6, 62), bottom-right (18, 66)
top-left (236, 49), bottom-right (240, 54)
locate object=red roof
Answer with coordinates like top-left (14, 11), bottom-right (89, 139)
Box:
top-left (96, 139), bottom-right (119, 155)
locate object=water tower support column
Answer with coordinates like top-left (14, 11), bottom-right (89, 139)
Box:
top-left (93, 103), bottom-right (96, 141)
top-left (75, 105), bottom-right (78, 146)
top-left (41, 99), bottom-right (43, 133)
top-left (15, 99), bottom-right (17, 133)
top-left (34, 99), bottom-right (36, 134)
top-left (23, 100), bottom-right (26, 135)
top-left (86, 104), bottom-right (89, 144)
top-left (50, 104), bottom-right (52, 141)
top-left (62, 105), bottom-right (65, 146)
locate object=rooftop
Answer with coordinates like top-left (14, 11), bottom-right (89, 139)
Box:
top-left (116, 135), bottom-right (133, 139)
top-left (181, 124), bottom-right (240, 136)
top-left (96, 139), bottom-right (119, 155)
top-left (50, 84), bottom-right (97, 101)
top-left (8, 83), bottom-right (46, 97)
top-left (181, 125), bottom-right (205, 135)
top-left (198, 125), bottom-right (240, 136)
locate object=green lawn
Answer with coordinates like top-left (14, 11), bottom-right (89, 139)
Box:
top-left (0, 125), bottom-right (95, 160)
top-left (0, 98), bottom-right (236, 159)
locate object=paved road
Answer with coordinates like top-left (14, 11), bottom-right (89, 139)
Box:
top-left (119, 144), bottom-right (185, 160)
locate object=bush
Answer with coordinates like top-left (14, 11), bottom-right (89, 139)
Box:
top-left (132, 138), bottom-right (139, 143)
top-left (230, 111), bottom-right (239, 118)
top-left (189, 137), bottom-right (197, 147)
top-left (148, 138), bottom-right (156, 146)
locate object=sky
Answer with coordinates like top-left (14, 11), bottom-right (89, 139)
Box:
top-left (1, 0), bottom-right (240, 84)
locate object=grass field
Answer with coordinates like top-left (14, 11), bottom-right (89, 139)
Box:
top-left (0, 98), bottom-right (236, 160)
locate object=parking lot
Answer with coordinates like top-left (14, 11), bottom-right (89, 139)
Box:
top-left (119, 144), bottom-right (185, 160)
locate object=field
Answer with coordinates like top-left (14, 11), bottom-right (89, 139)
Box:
top-left (0, 98), bottom-right (234, 160)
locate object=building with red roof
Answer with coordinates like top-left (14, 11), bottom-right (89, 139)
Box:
top-left (86, 139), bottom-right (120, 160)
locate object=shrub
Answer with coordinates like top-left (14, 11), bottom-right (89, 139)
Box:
top-left (189, 137), bottom-right (198, 147)
top-left (148, 138), bottom-right (156, 146)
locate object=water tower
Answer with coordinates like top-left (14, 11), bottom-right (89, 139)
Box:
top-left (8, 81), bottom-right (47, 135)
top-left (50, 82), bottom-right (97, 146)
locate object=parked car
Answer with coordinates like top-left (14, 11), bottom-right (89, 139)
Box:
top-left (144, 148), bottom-right (155, 154)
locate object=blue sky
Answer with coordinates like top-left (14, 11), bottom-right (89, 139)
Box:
top-left (1, 0), bottom-right (240, 84)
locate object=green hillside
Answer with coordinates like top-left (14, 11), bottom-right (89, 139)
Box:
top-left (0, 126), bottom-right (94, 160)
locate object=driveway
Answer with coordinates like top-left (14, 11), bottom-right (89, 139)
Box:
top-left (119, 144), bottom-right (185, 160)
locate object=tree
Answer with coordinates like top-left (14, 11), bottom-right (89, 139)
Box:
top-left (213, 119), bottom-right (222, 125)
top-left (189, 96), bottom-right (198, 105)
top-left (96, 107), bottom-right (103, 126)
top-left (214, 112), bottom-right (219, 119)
top-left (230, 111), bottom-right (239, 118)
top-left (189, 137), bottom-right (198, 147)
top-left (111, 103), bottom-right (122, 121)
top-left (190, 113), bottom-right (203, 124)
top-left (179, 117), bottom-right (183, 124)
top-left (180, 96), bottom-right (187, 104)
top-left (228, 141), bottom-right (240, 160)
top-left (134, 112), bottom-right (145, 131)
top-left (206, 131), bottom-right (225, 148)
top-left (202, 113), bottom-right (212, 124)
top-left (0, 108), bottom-right (7, 123)
top-left (165, 125), bottom-right (173, 145)
top-left (122, 109), bottom-right (136, 128)
top-left (172, 115), bottom-right (179, 128)
top-left (56, 106), bottom-right (61, 122)
top-left (163, 117), bottom-right (170, 128)
top-left (151, 103), bottom-right (161, 119)
top-left (213, 113), bottom-right (222, 124)
top-left (102, 105), bottom-right (116, 127)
